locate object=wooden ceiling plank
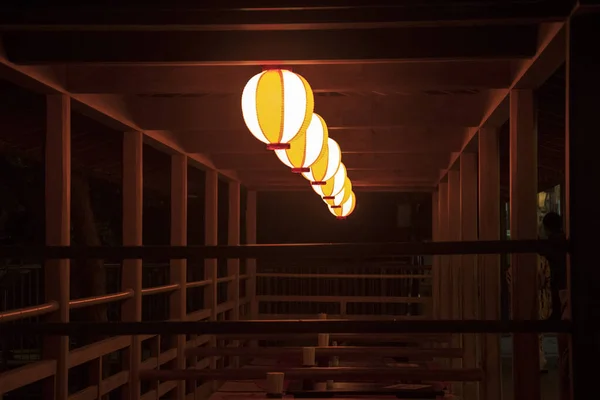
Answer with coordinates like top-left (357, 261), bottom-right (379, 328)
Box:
top-left (126, 92), bottom-right (491, 131)
top-left (64, 62), bottom-right (513, 94)
top-left (3, 26), bottom-right (537, 63)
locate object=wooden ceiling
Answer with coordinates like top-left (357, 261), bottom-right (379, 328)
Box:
top-left (0, 1), bottom-right (573, 193)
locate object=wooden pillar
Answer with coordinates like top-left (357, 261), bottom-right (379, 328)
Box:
top-left (246, 190), bottom-right (258, 319)
top-left (204, 170), bottom-right (218, 373)
top-left (566, 11), bottom-right (600, 400)
top-left (228, 181), bottom-right (241, 321)
top-left (170, 154), bottom-right (187, 400)
top-left (447, 169), bottom-right (462, 395)
top-left (228, 181), bottom-right (241, 366)
top-left (121, 131), bottom-right (143, 400)
top-left (437, 182), bottom-right (450, 320)
top-left (509, 89), bottom-right (540, 400)
top-left (460, 152), bottom-right (479, 400)
top-left (431, 190), bottom-right (440, 320)
top-left (44, 94), bottom-right (71, 400)
top-left (478, 127), bottom-right (502, 400)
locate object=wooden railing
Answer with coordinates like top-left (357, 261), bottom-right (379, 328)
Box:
top-left (0, 262), bottom-right (253, 400)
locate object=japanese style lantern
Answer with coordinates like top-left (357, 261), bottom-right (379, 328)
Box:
top-left (241, 69), bottom-right (314, 150)
top-left (330, 191), bottom-right (356, 220)
top-left (302, 138), bottom-right (342, 185)
top-left (274, 113), bottom-right (328, 173)
top-left (326, 177), bottom-right (352, 208)
top-left (313, 163), bottom-right (347, 199)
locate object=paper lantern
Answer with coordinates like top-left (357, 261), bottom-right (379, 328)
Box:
top-left (302, 138), bottom-right (341, 185)
top-left (313, 163), bottom-right (347, 199)
top-left (275, 113), bottom-right (328, 173)
top-left (241, 69), bottom-right (314, 150)
top-left (326, 177), bottom-right (352, 208)
top-left (330, 191), bottom-right (356, 220)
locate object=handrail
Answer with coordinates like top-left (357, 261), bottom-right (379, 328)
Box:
top-left (0, 239), bottom-right (569, 259)
top-left (0, 301), bottom-right (58, 323)
top-left (69, 290), bottom-right (133, 310)
top-left (141, 283), bottom-right (180, 296)
top-left (257, 273), bottom-right (430, 279)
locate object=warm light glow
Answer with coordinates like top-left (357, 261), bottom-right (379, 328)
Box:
top-left (330, 191), bottom-right (356, 219)
top-left (313, 163), bottom-right (347, 198)
top-left (302, 138), bottom-right (341, 184)
top-left (275, 113), bottom-right (328, 173)
top-left (325, 177), bottom-right (352, 207)
top-left (241, 69), bottom-right (314, 149)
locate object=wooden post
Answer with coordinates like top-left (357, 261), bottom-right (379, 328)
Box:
top-left (566, 12), bottom-right (600, 400)
top-left (228, 181), bottom-right (241, 366)
top-left (204, 170), bottom-right (218, 375)
top-left (431, 190), bottom-right (440, 320)
top-left (460, 152), bottom-right (479, 400)
top-left (121, 131), bottom-right (143, 400)
top-left (478, 126), bottom-right (502, 400)
top-left (447, 170), bottom-right (462, 396)
top-left (437, 182), bottom-right (450, 321)
top-left (509, 89), bottom-right (540, 400)
top-left (246, 190), bottom-right (258, 319)
top-left (170, 154), bottom-right (187, 400)
top-left (44, 94), bottom-right (71, 400)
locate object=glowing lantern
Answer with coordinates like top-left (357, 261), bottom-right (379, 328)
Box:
top-left (241, 69), bottom-right (314, 150)
top-left (330, 191), bottom-right (356, 220)
top-left (313, 163), bottom-right (347, 199)
top-left (302, 138), bottom-right (342, 185)
top-left (326, 177), bottom-right (352, 208)
top-left (275, 113), bottom-right (328, 173)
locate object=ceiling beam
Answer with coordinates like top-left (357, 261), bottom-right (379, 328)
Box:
top-left (125, 92), bottom-right (490, 131)
top-left (64, 62), bottom-right (514, 94)
top-left (2, 25), bottom-right (538, 64)
top-left (437, 22), bottom-right (566, 183)
top-left (0, 1), bottom-right (571, 29)
top-left (178, 127), bottom-right (467, 154)
top-left (211, 152), bottom-right (449, 172)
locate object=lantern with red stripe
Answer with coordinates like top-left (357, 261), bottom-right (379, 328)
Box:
top-left (275, 113), bottom-right (328, 173)
top-left (329, 191), bottom-right (356, 220)
top-left (302, 138), bottom-right (342, 185)
top-left (325, 177), bottom-right (352, 209)
top-left (313, 163), bottom-right (347, 200)
top-left (241, 69), bottom-right (314, 150)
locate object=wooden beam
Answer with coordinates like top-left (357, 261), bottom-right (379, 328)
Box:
top-left (478, 127), bottom-right (502, 400)
top-left (246, 190), bottom-right (258, 319)
top-left (252, 185), bottom-right (434, 193)
top-left (2, 26), bottom-right (538, 63)
top-left (169, 153), bottom-right (187, 400)
top-left (431, 190), bottom-right (440, 319)
top-left (121, 130), bottom-right (143, 400)
top-left (180, 127), bottom-right (467, 155)
top-left (566, 10), bottom-right (600, 400)
top-left (204, 170), bottom-right (218, 373)
top-left (44, 94), bottom-right (71, 400)
top-left (212, 153), bottom-right (450, 172)
top-left (126, 92), bottom-right (490, 131)
top-left (0, 1), bottom-right (571, 29)
top-left (509, 89), bottom-right (540, 400)
top-left (438, 182), bottom-right (450, 320)
top-left (459, 152), bottom-right (479, 400)
top-left (64, 62), bottom-right (514, 94)
top-left (437, 22), bottom-right (566, 182)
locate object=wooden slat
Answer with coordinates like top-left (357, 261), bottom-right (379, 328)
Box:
top-left (509, 89), bottom-right (540, 400)
top-left (44, 93), bottom-right (71, 400)
top-left (69, 336), bottom-right (130, 368)
top-left (478, 126), bottom-right (502, 400)
top-left (186, 346), bottom-right (463, 359)
top-left (121, 130), bottom-right (143, 400)
top-left (0, 360), bottom-right (57, 395)
top-left (246, 190), bottom-right (258, 319)
top-left (140, 367), bottom-right (484, 382)
top-left (460, 152), bottom-right (479, 400)
top-left (257, 295), bottom-right (430, 303)
top-left (257, 273), bottom-right (430, 279)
